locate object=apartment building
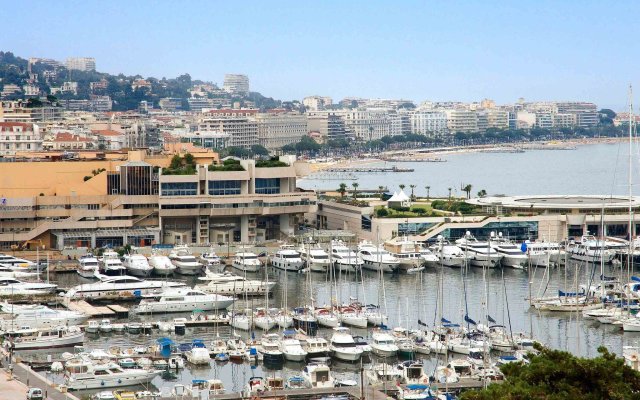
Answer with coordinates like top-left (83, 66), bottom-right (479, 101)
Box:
top-left (306, 111), bottom-right (348, 142)
top-left (444, 109), bottom-right (479, 132)
top-left (255, 112), bottom-right (308, 149)
top-left (336, 109), bottom-right (393, 140)
top-left (0, 122), bottom-right (42, 156)
top-left (0, 101), bottom-right (63, 123)
top-left (198, 115), bottom-right (259, 149)
top-left (223, 74), bottom-right (250, 95)
top-left (410, 111), bottom-right (448, 136)
top-left (303, 96), bottom-right (333, 111)
top-left (65, 57), bottom-right (96, 72)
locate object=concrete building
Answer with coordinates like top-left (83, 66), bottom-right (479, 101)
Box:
top-left (178, 130), bottom-right (230, 149)
top-left (65, 57), bottom-right (96, 72)
top-left (0, 122), bottom-right (42, 156)
top-left (306, 111), bottom-right (348, 142)
top-left (198, 116), bottom-right (259, 149)
top-left (255, 112), bottom-right (308, 149)
top-left (303, 96), bottom-right (333, 111)
top-left (336, 109), bottom-right (392, 141)
top-left (410, 111), bottom-right (448, 136)
top-left (484, 109), bottom-right (509, 130)
top-left (535, 113), bottom-right (554, 129)
top-left (223, 74), bottom-right (250, 95)
top-left (159, 98), bottom-right (183, 112)
top-left (444, 109), bottom-right (478, 132)
top-left (0, 101), bottom-right (63, 123)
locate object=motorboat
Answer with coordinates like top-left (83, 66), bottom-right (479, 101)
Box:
top-left (0, 303), bottom-right (88, 330)
top-left (300, 336), bottom-right (331, 357)
top-left (358, 241), bottom-right (400, 273)
top-left (92, 391), bottom-right (116, 400)
top-left (265, 376), bottom-right (285, 391)
top-left (122, 254), bottom-right (153, 277)
top-left (370, 330), bottom-right (399, 357)
top-left (86, 320), bottom-right (100, 334)
top-left (0, 253), bottom-right (37, 270)
top-left (384, 238), bottom-right (425, 272)
top-left (365, 363), bottom-right (402, 385)
top-left (77, 254), bottom-right (100, 278)
top-left (270, 245), bottom-right (305, 271)
top-left (398, 360), bottom-right (429, 385)
top-left (200, 250), bottom-right (222, 271)
top-left (524, 241), bottom-right (563, 266)
top-left (170, 246), bottom-right (204, 275)
top-left (418, 244), bottom-right (440, 268)
top-left (136, 288), bottom-right (234, 313)
top-left (0, 277), bottom-right (57, 296)
top-left (329, 326), bottom-right (363, 362)
top-left (186, 379), bottom-right (225, 397)
top-left (99, 319), bottom-right (113, 333)
top-left (185, 343), bottom-right (211, 365)
top-left (63, 274), bottom-right (186, 300)
top-left (245, 377), bottom-right (266, 396)
top-left (568, 235), bottom-right (615, 263)
top-left (279, 330), bottom-right (308, 361)
top-left (64, 357), bottom-right (160, 390)
top-left (9, 325), bottom-right (84, 350)
top-left (330, 240), bottom-right (363, 272)
top-left (148, 254), bottom-right (176, 276)
top-left (292, 307), bottom-right (319, 336)
top-left (491, 236), bottom-right (529, 269)
top-left (259, 333), bottom-right (284, 364)
top-left (196, 271), bottom-right (276, 296)
top-left (455, 233), bottom-right (502, 268)
top-left (298, 243), bottom-right (331, 273)
top-left (0, 265), bottom-right (38, 279)
top-left (100, 250), bottom-right (126, 276)
top-left (231, 252), bottom-right (262, 273)
top-left (302, 362), bottom-right (335, 388)
top-left (429, 237), bottom-right (467, 268)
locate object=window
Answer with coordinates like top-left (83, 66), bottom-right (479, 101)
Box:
top-left (161, 182), bottom-right (197, 196)
top-left (255, 178), bottom-right (280, 194)
top-left (208, 180), bottom-right (241, 196)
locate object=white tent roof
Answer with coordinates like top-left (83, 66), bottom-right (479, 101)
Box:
top-left (388, 190), bottom-right (410, 202)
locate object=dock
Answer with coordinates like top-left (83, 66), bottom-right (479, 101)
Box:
top-left (325, 166), bottom-right (414, 173)
top-left (64, 300), bottom-right (116, 317)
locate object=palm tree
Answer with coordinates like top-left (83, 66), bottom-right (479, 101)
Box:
top-left (477, 189), bottom-right (487, 198)
top-left (337, 182), bottom-right (347, 199)
top-left (352, 182), bottom-right (359, 199)
top-left (448, 187), bottom-right (452, 201)
top-left (425, 186), bottom-right (431, 200)
top-left (409, 184), bottom-right (416, 201)
top-left (463, 184), bottom-right (473, 199)
top-left (399, 184), bottom-right (406, 193)
top-left (378, 185), bottom-right (385, 200)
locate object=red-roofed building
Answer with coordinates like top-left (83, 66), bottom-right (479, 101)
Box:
top-left (92, 129), bottom-right (125, 150)
top-left (44, 132), bottom-right (95, 151)
top-left (0, 122), bottom-right (42, 156)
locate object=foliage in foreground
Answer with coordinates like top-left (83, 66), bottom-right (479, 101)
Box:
top-left (461, 346), bottom-right (640, 400)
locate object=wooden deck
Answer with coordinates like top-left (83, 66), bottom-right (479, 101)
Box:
top-left (65, 300), bottom-right (115, 317)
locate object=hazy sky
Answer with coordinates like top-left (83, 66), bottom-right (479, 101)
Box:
top-left (3, 1), bottom-right (637, 110)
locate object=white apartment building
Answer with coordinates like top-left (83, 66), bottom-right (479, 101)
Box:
top-left (444, 109), bottom-right (478, 133)
top-left (23, 85), bottom-right (40, 96)
top-left (410, 111), bottom-right (448, 136)
top-left (336, 109), bottom-right (392, 140)
top-left (484, 109), bottom-right (509, 130)
top-left (199, 117), bottom-right (258, 149)
top-left (61, 82), bottom-right (78, 95)
top-left (553, 113), bottom-right (577, 128)
top-left (303, 96), bottom-right (333, 111)
top-left (223, 74), bottom-right (250, 95)
top-left (535, 113), bottom-right (554, 129)
top-left (255, 113), bottom-right (308, 149)
top-left (0, 122), bottom-right (42, 156)
top-left (65, 57), bottom-right (96, 72)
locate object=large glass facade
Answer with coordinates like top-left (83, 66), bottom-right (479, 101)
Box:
top-left (161, 182), bottom-right (198, 196)
top-left (208, 180), bottom-right (241, 196)
top-left (440, 221), bottom-right (539, 241)
top-left (398, 222), bottom-right (435, 235)
top-left (255, 178), bottom-right (280, 194)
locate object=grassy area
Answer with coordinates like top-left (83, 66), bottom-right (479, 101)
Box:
top-left (208, 159), bottom-right (245, 171)
top-left (375, 204), bottom-right (443, 218)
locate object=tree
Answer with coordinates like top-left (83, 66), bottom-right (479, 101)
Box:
top-left (250, 144), bottom-right (270, 156)
top-left (425, 186), bottom-right (431, 200)
top-left (461, 345), bottom-right (640, 400)
top-left (399, 184), bottom-right (406, 192)
top-left (409, 184), bottom-right (417, 201)
top-left (477, 189), bottom-right (487, 198)
top-left (378, 186), bottom-right (385, 200)
top-left (337, 183), bottom-right (347, 199)
top-left (463, 184), bottom-right (473, 199)
top-left (376, 208), bottom-right (389, 217)
top-left (351, 182), bottom-right (359, 199)
top-left (448, 187), bottom-right (452, 201)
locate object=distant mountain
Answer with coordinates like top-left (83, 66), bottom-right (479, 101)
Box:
top-left (0, 51), bottom-right (283, 111)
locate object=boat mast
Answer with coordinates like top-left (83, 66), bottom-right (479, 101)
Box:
top-left (629, 84), bottom-right (634, 282)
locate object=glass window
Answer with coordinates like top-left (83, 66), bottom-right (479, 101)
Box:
top-left (208, 180), bottom-right (241, 196)
top-left (161, 182), bottom-right (198, 196)
top-left (255, 178), bottom-right (280, 194)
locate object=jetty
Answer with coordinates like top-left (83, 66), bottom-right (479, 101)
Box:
top-left (63, 300), bottom-right (129, 318)
top-left (325, 165), bottom-right (414, 173)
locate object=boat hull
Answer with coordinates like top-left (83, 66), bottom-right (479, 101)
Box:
top-left (11, 332), bottom-right (85, 350)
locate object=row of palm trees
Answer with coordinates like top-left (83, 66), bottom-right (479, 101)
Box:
top-left (337, 182), bottom-right (487, 200)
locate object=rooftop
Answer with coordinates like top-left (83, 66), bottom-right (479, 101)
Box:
top-left (467, 195), bottom-right (640, 210)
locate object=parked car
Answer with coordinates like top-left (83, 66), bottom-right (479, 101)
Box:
top-left (27, 388), bottom-right (43, 400)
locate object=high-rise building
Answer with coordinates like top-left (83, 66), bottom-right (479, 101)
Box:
top-left (336, 109), bottom-right (392, 141)
top-left (65, 57), bottom-right (96, 72)
top-left (307, 111), bottom-right (348, 142)
top-left (303, 96), bottom-right (333, 111)
top-left (255, 113), bottom-right (308, 150)
top-left (223, 74), bottom-right (250, 95)
top-left (199, 114), bottom-right (259, 149)
top-left (410, 111), bottom-right (448, 136)
top-left (444, 110), bottom-right (479, 133)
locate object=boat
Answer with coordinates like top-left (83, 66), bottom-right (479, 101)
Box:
top-left (0, 265), bottom-right (38, 279)
top-left (358, 241), bottom-right (400, 273)
top-left (136, 288), bottom-right (234, 313)
top-left (92, 391), bottom-right (116, 400)
top-left (279, 330), bottom-right (308, 361)
top-left (253, 308), bottom-right (277, 331)
top-left (370, 329), bottom-right (399, 357)
top-left (418, 244), bottom-right (440, 268)
top-left (366, 363), bottom-right (402, 385)
top-left (568, 235), bottom-right (615, 263)
top-left (270, 245), bottom-right (305, 271)
top-left (330, 240), bottom-right (363, 272)
top-left (63, 274), bottom-right (186, 300)
top-left (301, 336), bottom-right (331, 357)
top-left (186, 379), bottom-right (225, 397)
top-left (185, 344), bottom-right (211, 365)
top-left (329, 326), bottom-right (363, 362)
top-left (9, 325), bottom-right (84, 350)
top-left (398, 360), bottom-right (429, 385)
top-left (490, 236), bottom-right (529, 269)
top-left (227, 336), bottom-right (249, 362)
top-left (314, 307), bottom-right (340, 328)
top-left (118, 358), bottom-right (136, 369)
top-left (99, 319), bottom-right (113, 333)
top-left (0, 303), bottom-right (88, 330)
top-left (230, 312), bottom-right (251, 331)
top-left (169, 246), bottom-right (204, 275)
top-left (258, 333), bottom-right (284, 364)
top-left (122, 254), bottom-right (153, 277)
top-left (429, 237), bottom-right (467, 268)
top-left (100, 250), bottom-right (127, 276)
top-left (246, 377), bottom-right (266, 396)
top-left (0, 277), bottom-right (57, 296)
top-left (455, 233), bottom-right (502, 268)
top-left (78, 254), bottom-right (100, 278)
top-left (524, 241), bottom-right (564, 266)
top-left (337, 306), bottom-right (368, 328)
top-left (231, 252), bottom-right (262, 273)
top-left (199, 250), bottom-right (222, 271)
top-left (0, 253), bottom-right (37, 270)
top-left (384, 238), bottom-right (425, 272)
top-left (299, 243), bottom-right (331, 273)
top-left (292, 307), bottom-right (319, 336)
top-left (266, 376), bottom-right (285, 391)
top-left (302, 362), bottom-right (335, 388)
top-left (196, 271), bottom-right (276, 296)
top-left (86, 320), bottom-right (100, 334)
top-left (64, 357), bottom-right (160, 390)
top-left (126, 322), bottom-right (141, 334)
top-left (147, 254), bottom-right (176, 276)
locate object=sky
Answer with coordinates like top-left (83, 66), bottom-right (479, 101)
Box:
top-left (3, 1), bottom-right (638, 110)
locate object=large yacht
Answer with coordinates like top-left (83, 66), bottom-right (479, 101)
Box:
top-left (0, 303), bottom-right (88, 330)
top-left (148, 253), bottom-right (176, 276)
top-left (136, 288), bottom-right (234, 313)
top-left (231, 252), bottom-right (262, 273)
top-left (357, 241), bottom-right (400, 273)
top-left (0, 278), bottom-right (57, 296)
top-left (169, 245), bottom-right (204, 275)
top-left (122, 254), bottom-right (153, 277)
top-left (429, 237), bottom-right (467, 268)
top-left (270, 245), bottom-right (305, 271)
top-left (455, 233), bottom-right (502, 268)
top-left (77, 254), bottom-right (100, 278)
top-left (64, 357), bottom-right (160, 390)
top-left (9, 325), bottom-right (84, 350)
top-left (0, 254), bottom-right (37, 270)
top-left (384, 238), bottom-right (425, 272)
top-left (99, 250), bottom-right (126, 276)
top-left (63, 274), bottom-right (186, 300)
top-left (568, 235), bottom-right (615, 263)
top-left (330, 240), bottom-right (363, 272)
top-left (298, 242), bottom-right (331, 273)
top-left (329, 326), bottom-right (363, 362)
top-left (196, 271), bottom-right (275, 296)
top-left (200, 250), bottom-right (222, 271)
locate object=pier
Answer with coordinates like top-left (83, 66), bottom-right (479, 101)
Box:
top-left (63, 300), bottom-right (130, 318)
top-left (325, 166), bottom-right (414, 173)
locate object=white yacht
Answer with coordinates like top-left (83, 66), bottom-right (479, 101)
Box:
top-left (148, 254), bottom-right (176, 276)
top-left (100, 251), bottom-right (126, 276)
top-left (299, 243), bottom-right (331, 273)
top-left (370, 330), bottom-right (399, 357)
top-left (455, 233), bottom-right (502, 268)
top-left (366, 363), bottom-right (402, 386)
top-left (169, 246), bottom-right (204, 275)
top-left (357, 241), bottom-right (400, 273)
top-left (418, 244), bottom-right (440, 268)
top-left (384, 238), bottom-right (425, 272)
top-left (0, 277), bottom-right (57, 296)
top-left (270, 245), bottom-right (305, 271)
top-left (302, 363), bottom-right (335, 388)
top-left (137, 288), bottom-right (234, 314)
top-left (0, 254), bottom-right (37, 270)
top-left (232, 252), bottom-right (262, 273)
top-left (279, 331), bottom-right (308, 362)
top-left (196, 271), bottom-right (275, 296)
top-left (64, 358), bottom-right (160, 390)
top-left (524, 241), bottom-right (563, 266)
top-left (0, 265), bottom-right (38, 279)
top-left (122, 254), bottom-right (153, 277)
top-left (568, 235), bottom-right (615, 263)
top-left (77, 254), bottom-right (100, 278)
top-left (329, 326), bottom-right (363, 362)
top-left (300, 336), bottom-right (331, 357)
top-left (330, 240), bottom-right (363, 272)
top-left (491, 236), bottom-right (529, 269)
top-left (0, 303), bottom-right (88, 330)
top-left (429, 237), bottom-right (467, 268)
top-left (259, 333), bottom-right (285, 363)
top-left (200, 250), bottom-right (222, 270)
top-left (9, 325), bottom-right (84, 350)
top-left (63, 274), bottom-right (186, 300)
